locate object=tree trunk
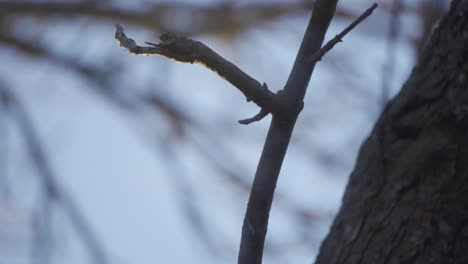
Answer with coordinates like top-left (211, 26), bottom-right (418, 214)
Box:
top-left (315, 1), bottom-right (468, 263)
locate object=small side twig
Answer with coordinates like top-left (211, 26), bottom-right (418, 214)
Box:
top-left (115, 24), bottom-right (281, 117)
top-left (238, 109), bottom-right (270, 125)
top-left (309, 3), bottom-right (378, 63)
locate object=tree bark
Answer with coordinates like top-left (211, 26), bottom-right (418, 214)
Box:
top-left (315, 1), bottom-right (468, 263)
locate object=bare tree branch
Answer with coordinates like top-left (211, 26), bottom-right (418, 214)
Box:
top-left (115, 24), bottom-right (282, 116)
top-left (238, 1), bottom-right (339, 263)
top-left (309, 3), bottom-right (378, 63)
top-left (112, 1), bottom-right (377, 263)
top-left (239, 2), bottom-right (377, 263)
top-left (238, 109), bottom-right (270, 125)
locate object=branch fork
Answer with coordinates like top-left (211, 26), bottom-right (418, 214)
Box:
top-left (115, 24), bottom-right (281, 124)
top-left (114, 4), bottom-right (377, 263)
top-left (309, 3), bottom-right (378, 63)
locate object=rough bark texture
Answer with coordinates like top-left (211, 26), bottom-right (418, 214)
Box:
top-left (315, 1), bottom-right (468, 264)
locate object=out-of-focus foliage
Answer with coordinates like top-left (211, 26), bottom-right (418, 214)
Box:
top-left (0, 0), bottom-right (448, 263)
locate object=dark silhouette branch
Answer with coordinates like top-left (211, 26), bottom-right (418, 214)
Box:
top-left (238, 2), bottom-right (377, 263)
top-left (239, 109), bottom-right (270, 125)
top-left (309, 3), bottom-right (378, 63)
top-left (237, 1), bottom-right (339, 263)
top-left (115, 24), bottom-right (281, 117)
top-left (114, 1), bottom-right (377, 263)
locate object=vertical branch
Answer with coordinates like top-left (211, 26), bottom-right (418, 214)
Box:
top-left (238, 1), bottom-right (338, 263)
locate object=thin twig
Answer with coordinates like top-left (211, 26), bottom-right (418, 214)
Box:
top-left (238, 109), bottom-right (270, 125)
top-left (115, 24), bottom-right (281, 115)
top-left (309, 3), bottom-right (378, 63)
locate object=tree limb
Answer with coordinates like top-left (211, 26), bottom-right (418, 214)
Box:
top-left (238, 2), bottom-right (377, 264)
top-left (113, 1), bottom-right (377, 262)
top-left (238, 1), bottom-right (339, 263)
top-left (309, 3), bottom-right (378, 63)
top-left (238, 108), bottom-right (270, 125)
top-left (115, 24), bottom-right (281, 117)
